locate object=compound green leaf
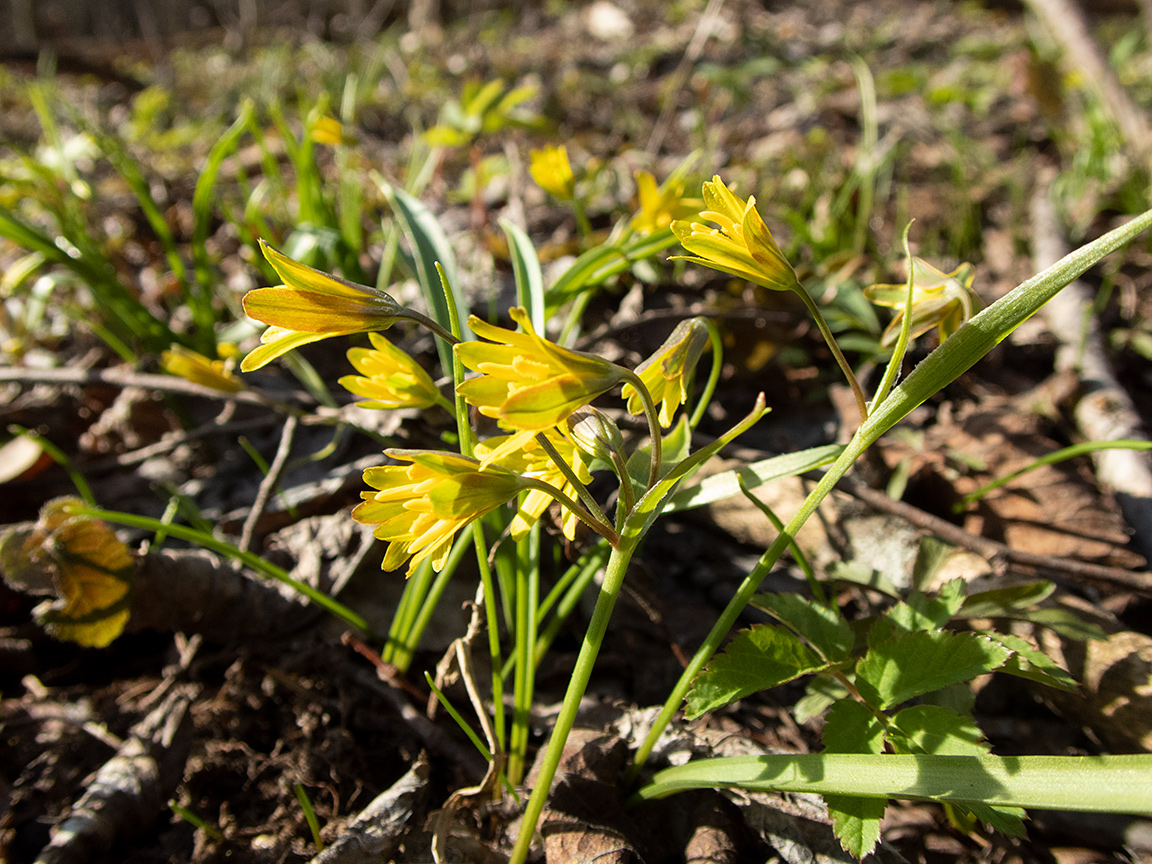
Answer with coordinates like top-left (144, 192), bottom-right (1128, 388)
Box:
top-left (856, 630), bottom-right (1012, 710)
top-left (752, 592), bottom-right (853, 662)
top-left (686, 624), bottom-right (827, 719)
top-left (984, 632), bottom-right (1078, 693)
top-left (825, 794), bottom-right (885, 859)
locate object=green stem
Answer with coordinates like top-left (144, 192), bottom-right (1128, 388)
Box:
top-left (508, 532), bottom-right (642, 864)
top-left (619, 368), bottom-right (663, 489)
top-left (521, 478), bottom-right (619, 546)
top-left (793, 287), bottom-right (869, 424)
top-left (688, 319), bottom-right (724, 430)
top-left (534, 432), bottom-right (611, 530)
top-left (631, 430), bottom-right (871, 772)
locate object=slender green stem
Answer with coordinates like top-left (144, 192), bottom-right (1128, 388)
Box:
top-left (521, 477), bottom-right (620, 545)
top-left (688, 319), bottom-right (724, 430)
top-left (473, 520), bottom-right (506, 751)
top-left (619, 368), bottom-right (663, 489)
top-left (534, 432), bottom-right (611, 530)
top-left (508, 532), bottom-right (642, 864)
top-left (508, 527), bottom-right (539, 785)
top-left (631, 431), bottom-right (871, 772)
top-left (403, 307), bottom-right (461, 349)
top-left (793, 287), bottom-right (869, 424)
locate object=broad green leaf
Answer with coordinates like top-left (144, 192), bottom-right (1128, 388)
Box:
top-left (983, 632), bottom-right (1078, 692)
top-left (752, 593), bottom-right (853, 662)
top-left (686, 624), bottom-right (827, 719)
top-left (825, 794), bottom-right (885, 859)
top-left (666, 444), bottom-right (843, 511)
top-left (889, 705), bottom-right (986, 756)
top-left (823, 699), bottom-right (885, 754)
top-left (960, 802), bottom-right (1027, 838)
top-left (856, 631), bottom-right (1012, 709)
top-left (910, 536), bottom-right (955, 590)
top-left (885, 577), bottom-right (967, 635)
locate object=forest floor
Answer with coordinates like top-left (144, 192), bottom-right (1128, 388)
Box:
top-left (3, 0), bottom-right (1152, 862)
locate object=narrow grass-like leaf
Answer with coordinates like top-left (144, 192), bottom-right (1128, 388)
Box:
top-left (499, 217), bottom-right (545, 333)
top-left (635, 753), bottom-right (1152, 814)
top-left (686, 625), bottom-right (827, 719)
top-left (380, 180), bottom-right (466, 370)
top-left (856, 630), bottom-right (1011, 709)
top-left (752, 593), bottom-right (853, 662)
top-left (666, 444), bottom-right (843, 511)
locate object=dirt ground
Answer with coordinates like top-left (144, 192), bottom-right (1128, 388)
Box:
top-left (3, 0), bottom-right (1152, 862)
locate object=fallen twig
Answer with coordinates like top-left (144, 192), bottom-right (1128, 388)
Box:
top-left (307, 756), bottom-right (431, 864)
top-left (35, 685), bottom-right (197, 864)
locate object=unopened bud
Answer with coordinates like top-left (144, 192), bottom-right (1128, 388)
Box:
top-left (567, 408), bottom-right (625, 463)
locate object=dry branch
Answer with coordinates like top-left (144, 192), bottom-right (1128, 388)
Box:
top-left (35, 685), bottom-right (197, 864)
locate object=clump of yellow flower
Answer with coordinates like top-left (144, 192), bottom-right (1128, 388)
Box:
top-left (241, 240), bottom-right (407, 372)
top-left (339, 333), bottom-right (448, 411)
top-left (671, 176), bottom-right (800, 293)
top-left (456, 307), bottom-right (627, 454)
top-left (865, 258), bottom-right (981, 347)
top-left (529, 145), bottom-right (575, 200)
top-left (623, 318), bottom-right (710, 427)
top-left (161, 345), bottom-right (243, 393)
top-left (476, 429), bottom-right (592, 541)
top-left (354, 450), bottom-right (530, 574)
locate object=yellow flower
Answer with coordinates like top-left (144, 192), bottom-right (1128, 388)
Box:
top-left (456, 306), bottom-right (627, 438)
top-left (339, 333), bottom-right (446, 411)
top-left (475, 429), bottom-right (592, 541)
top-left (630, 169), bottom-right (702, 235)
top-left (865, 258), bottom-right (981, 347)
top-left (671, 176), bottom-right (800, 293)
top-left (529, 145), bottom-right (575, 200)
top-left (622, 318), bottom-right (710, 427)
top-left (353, 450), bottom-right (529, 574)
top-left (161, 345), bottom-right (243, 393)
top-left (311, 115), bottom-right (358, 147)
top-left (240, 240), bottom-right (405, 372)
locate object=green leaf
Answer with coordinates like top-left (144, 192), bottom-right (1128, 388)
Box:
top-left (823, 699), bottom-right (885, 753)
top-left (888, 577), bottom-right (967, 634)
top-left (794, 673), bottom-right (850, 724)
top-left (752, 593), bottom-right (853, 662)
top-left (910, 536), bottom-right (955, 590)
top-left (1014, 608), bottom-right (1107, 641)
top-left (958, 581), bottom-right (1055, 618)
top-left (961, 802), bottom-right (1027, 838)
top-left (666, 444), bottom-right (843, 511)
top-left (686, 624), bottom-right (827, 719)
top-left (380, 180), bottom-right (466, 369)
top-left (826, 794), bottom-right (885, 859)
top-left (889, 705), bottom-right (987, 756)
top-left (983, 632), bottom-right (1078, 692)
top-left (499, 217), bottom-right (545, 334)
top-left (856, 631), bottom-right (1012, 709)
